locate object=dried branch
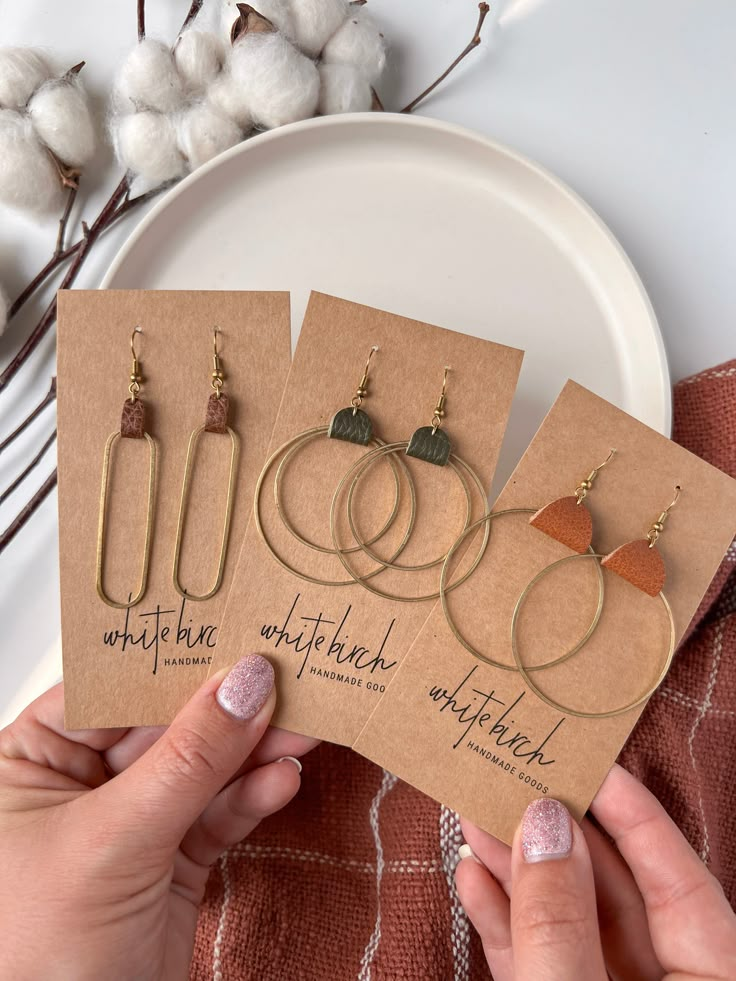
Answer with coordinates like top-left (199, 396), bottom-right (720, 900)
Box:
top-left (0, 176), bottom-right (131, 392)
top-left (0, 378), bottom-right (56, 454)
top-left (400, 2), bottom-right (490, 114)
top-left (0, 471), bottom-right (57, 554)
top-left (137, 0), bottom-right (146, 41)
top-left (179, 0), bottom-right (205, 36)
top-left (0, 431), bottom-right (56, 506)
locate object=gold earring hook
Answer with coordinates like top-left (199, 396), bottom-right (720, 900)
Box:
top-left (431, 366), bottom-right (451, 432)
top-left (212, 327), bottom-right (225, 398)
top-left (575, 448), bottom-right (616, 504)
top-left (351, 345), bottom-right (379, 413)
top-left (129, 327), bottom-right (143, 401)
top-left (647, 484), bottom-right (682, 547)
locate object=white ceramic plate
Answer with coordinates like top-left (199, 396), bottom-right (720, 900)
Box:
top-left (102, 113), bottom-right (670, 495)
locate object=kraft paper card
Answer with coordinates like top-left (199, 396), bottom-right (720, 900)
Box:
top-left (354, 381), bottom-right (736, 844)
top-left (58, 290), bottom-right (291, 728)
top-left (210, 292), bottom-right (524, 745)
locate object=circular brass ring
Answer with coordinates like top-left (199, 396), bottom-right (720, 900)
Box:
top-left (344, 440), bottom-right (472, 571)
top-left (254, 426), bottom-right (416, 587)
top-left (274, 427), bottom-right (405, 555)
top-left (330, 441), bottom-right (491, 603)
top-left (511, 553), bottom-right (675, 718)
top-left (440, 508), bottom-right (605, 673)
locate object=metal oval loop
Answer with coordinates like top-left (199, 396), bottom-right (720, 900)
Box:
top-left (96, 431), bottom-right (157, 609)
top-left (173, 425), bottom-right (240, 602)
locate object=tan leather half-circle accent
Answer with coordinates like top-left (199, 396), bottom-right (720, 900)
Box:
top-left (602, 538), bottom-right (665, 597)
top-left (529, 495), bottom-right (592, 554)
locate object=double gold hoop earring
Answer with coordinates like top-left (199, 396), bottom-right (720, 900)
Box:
top-left (96, 327), bottom-right (157, 609)
top-left (441, 450), bottom-right (615, 669)
top-left (330, 367), bottom-right (491, 603)
top-left (254, 347), bottom-right (416, 587)
top-left (510, 487), bottom-right (680, 719)
top-left (173, 328), bottom-right (240, 601)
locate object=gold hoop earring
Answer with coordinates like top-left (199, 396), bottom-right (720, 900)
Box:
top-left (254, 346), bottom-right (416, 586)
top-left (510, 486), bottom-right (681, 718)
top-left (330, 367), bottom-right (491, 603)
top-left (440, 451), bottom-right (617, 671)
top-left (173, 328), bottom-right (240, 602)
top-left (96, 327), bottom-right (157, 609)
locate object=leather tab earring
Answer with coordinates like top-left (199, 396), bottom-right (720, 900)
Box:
top-left (172, 328), bottom-right (239, 602)
top-left (327, 347), bottom-right (377, 445)
top-left (405, 366), bottom-right (451, 465)
top-left (440, 452), bottom-right (616, 671)
top-left (96, 327), bottom-right (157, 609)
top-left (509, 486), bottom-right (681, 719)
top-left (601, 485), bottom-right (680, 596)
top-left (254, 346), bottom-right (413, 586)
top-left (529, 448), bottom-right (616, 553)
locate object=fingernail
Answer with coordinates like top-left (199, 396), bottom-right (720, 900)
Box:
top-left (458, 843), bottom-right (481, 865)
top-left (277, 756), bottom-right (302, 773)
top-left (216, 655), bottom-right (274, 721)
top-left (521, 798), bottom-right (572, 863)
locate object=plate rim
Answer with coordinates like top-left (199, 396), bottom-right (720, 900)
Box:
top-left (101, 111), bottom-right (671, 435)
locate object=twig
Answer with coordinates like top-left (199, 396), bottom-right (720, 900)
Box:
top-left (0, 471), bottom-right (57, 554)
top-left (55, 183), bottom-right (78, 255)
top-left (400, 2), bottom-right (490, 114)
top-left (0, 176), bottom-right (131, 392)
top-left (7, 242), bottom-right (81, 320)
top-left (137, 0), bottom-right (146, 41)
top-left (179, 0), bottom-right (205, 36)
top-left (0, 378), bottom-right (56, 454)
top-left (0, 431), bottom-right (56, 505)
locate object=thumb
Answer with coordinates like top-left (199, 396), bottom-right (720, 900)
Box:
top-left (98, 654), bottom-right (277, 848)
top-left (510, 798), bottom-right (607, 981)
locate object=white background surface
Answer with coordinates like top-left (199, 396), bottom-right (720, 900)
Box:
top-left (1, 0), bottom-right (734, 724)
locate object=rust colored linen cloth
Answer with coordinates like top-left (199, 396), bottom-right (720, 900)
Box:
top-left (191, 360), bottom-right (736, 981)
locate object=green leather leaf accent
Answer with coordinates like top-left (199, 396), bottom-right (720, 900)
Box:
top-left (405, 426), bottom-right (451, 466)
top-left (327, 407), bottom-right (372, 445)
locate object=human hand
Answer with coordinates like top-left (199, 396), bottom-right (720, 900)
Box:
top-left (0, 654), bottom-right (318, 981)
top-left (456, 764), bottom-right (736, 980)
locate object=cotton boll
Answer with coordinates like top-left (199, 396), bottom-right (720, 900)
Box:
top-left (207, 70), bottom-right (254, 130)
top-left (115, 111), bottom-right (186, 183)
top-left (321, 8), bottom-right (386, 84)
top-left (230, 33), bottom-right (319, 129)
top-left (174, 31), bottom-right (224, 95)
top-left (116, 39), bottom-right (185, 113)
top-left (318, 63), bottom-right (371, 114)
top-left (0, 109), bottom-right (63, 214)
top-left (290, 0), bottom-right (349, 58)
top-left (176, 103), bottom-right (243, 169)
top-left (28, 78), bottom-right (96, 168)
top-left (0, 48), bottom-right (52, 109)
top-left (221, 0), bottom-right (295, 41)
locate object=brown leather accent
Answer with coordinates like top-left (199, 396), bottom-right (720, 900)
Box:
top-left (120, 398), bottom-right (145, 439)
top-left (602, 538), bottom-right (665, 597)
top-left (205, 393), bottom-right (229, 434)
top-left (529, 495), bottom-right (592, 554)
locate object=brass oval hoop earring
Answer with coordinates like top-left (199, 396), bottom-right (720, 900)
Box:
top-left (172, 328), bottom-right (240, 602)
top-left (330, 367), bottom-right (492, 603)
top-left (510, 487), bottom-right (681, 718)
top-left (439, 451), bottom-right (616, 671)
top-left (253, 346), bottom-right (418, 587)
top-left (96, 327), bottom-right (157, 609)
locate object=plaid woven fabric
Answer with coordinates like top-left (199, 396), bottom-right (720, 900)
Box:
top-left (191, 360), bottom-right (736, 981)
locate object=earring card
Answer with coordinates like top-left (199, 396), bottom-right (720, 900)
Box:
top-left (209, 292), bottom-right (524, 745)
top-left (57, 290), bottom-right (291, 728)
top-left (353, 380), bottom-right (736, 844)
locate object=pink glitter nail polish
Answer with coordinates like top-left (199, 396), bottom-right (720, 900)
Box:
top-left (216, 654), bottom-right (274, 720)
top-left (521, 798), bottom-right (572, 863)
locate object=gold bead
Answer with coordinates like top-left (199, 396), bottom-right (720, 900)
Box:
top-left (212, 369), bottom-right (224, 380)
top-left (653, 521), bottom-right (664, 532)
top-left (582, 479), bottom-right (593, 490)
